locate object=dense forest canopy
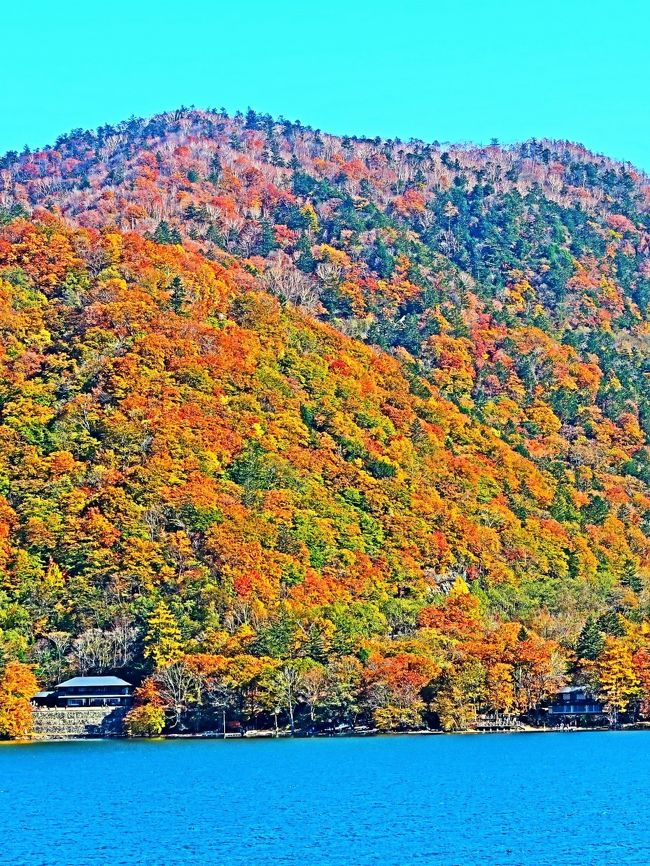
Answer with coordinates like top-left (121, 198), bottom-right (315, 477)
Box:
top-left (0, 108), bottom-right (649, 735)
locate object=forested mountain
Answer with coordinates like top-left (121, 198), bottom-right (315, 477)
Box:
top-left (0, 109), bottom-right (649, 736)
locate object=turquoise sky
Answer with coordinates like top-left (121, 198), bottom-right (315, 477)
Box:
top-left (3, 0), bottom-right (648, 170)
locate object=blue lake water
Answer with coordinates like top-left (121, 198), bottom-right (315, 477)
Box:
top-left (1, 731), bottom-right (649, 866)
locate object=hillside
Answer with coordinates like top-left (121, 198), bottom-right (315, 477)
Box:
top-left (0, 110), bottom-right (650, 734)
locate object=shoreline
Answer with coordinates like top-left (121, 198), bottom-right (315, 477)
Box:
top-left (22, 721), bottom-right (650, 744)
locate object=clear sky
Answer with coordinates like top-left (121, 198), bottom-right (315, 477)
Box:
top-left (2, 0), bottom-right (648, 170)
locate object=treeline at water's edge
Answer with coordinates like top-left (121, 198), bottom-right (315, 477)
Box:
top-left (9, 602), bottom-right (650, 739)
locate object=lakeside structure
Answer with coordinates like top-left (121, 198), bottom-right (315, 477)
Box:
top-left (33, 676), bottom-right (134, 709)
top-left (31, 676), bottom-right (134, 739)
top-left (546, 686), bottom-right (604, 720)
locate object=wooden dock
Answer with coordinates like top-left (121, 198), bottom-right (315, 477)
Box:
top-left (475, 715), bottom-right (523, 731)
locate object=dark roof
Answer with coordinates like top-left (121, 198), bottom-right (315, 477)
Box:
top-left (56, 676), bottom-right (132, 688)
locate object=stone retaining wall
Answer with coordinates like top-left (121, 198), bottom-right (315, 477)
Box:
top-left (32, 707), bottom-right (128, 739)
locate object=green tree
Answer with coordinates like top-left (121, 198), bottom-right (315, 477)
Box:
top-left (576, 617), bottom-right (605, 661)
top-left (255, 219), bottom-right (278, 256)
top-left (597, 611), bottom-right (626, 638)
top-left (169, 276), bottom-right (185, 313)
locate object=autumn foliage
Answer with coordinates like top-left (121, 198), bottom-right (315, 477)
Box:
top-left (0, 107), bottom-right (649, 734)
top-left (0, 662), bottom-right (38, 739)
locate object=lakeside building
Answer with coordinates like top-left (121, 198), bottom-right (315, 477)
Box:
top-left (33, 676), bottom-right (134, 708)
top-left (546, 686), bottom-right (604, 718)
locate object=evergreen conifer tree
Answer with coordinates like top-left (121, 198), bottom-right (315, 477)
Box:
top-left (576, 617), bottom-right (606, 660)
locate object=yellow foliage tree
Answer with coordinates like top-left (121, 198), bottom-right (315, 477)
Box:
top-left (144, 602), bottom-right (183, 668)
top-left (595, 637), bottom-right (640, 725)
top-left (0, 661), bottom-right (38, 739)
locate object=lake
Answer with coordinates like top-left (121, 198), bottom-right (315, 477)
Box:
top-left (1, 732), bottom-right (649, 865)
